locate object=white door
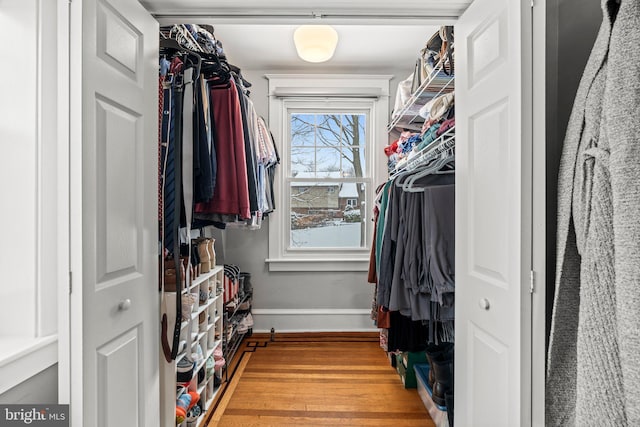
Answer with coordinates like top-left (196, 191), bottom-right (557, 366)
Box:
top-left (455, 0), bottom-right (532, 426)
top-left (70, 0), bottom-right (159, 425)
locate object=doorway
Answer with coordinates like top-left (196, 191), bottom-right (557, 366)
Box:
top-left (65, 0), bottom-right (547, 426)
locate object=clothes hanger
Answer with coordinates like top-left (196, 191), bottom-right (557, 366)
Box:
top-left (402, 145), bottom-right (455, 192)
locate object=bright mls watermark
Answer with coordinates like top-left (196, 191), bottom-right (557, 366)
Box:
top-left (0, 406), bottom-right (68, 426)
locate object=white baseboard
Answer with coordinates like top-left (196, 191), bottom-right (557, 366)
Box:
top-left (251, 309), bottom-right (377, 333)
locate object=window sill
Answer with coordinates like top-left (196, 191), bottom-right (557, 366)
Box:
top-left (265, 258), bottom-right (369, 272)
top-left (0, 335), bottom-right (58, 395)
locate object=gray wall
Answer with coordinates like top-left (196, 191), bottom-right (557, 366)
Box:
top-left (0, 364), bottom-right (58, 404)
top-left (219, 68), bottom-right (410, 332)
top-left (546, 0), bottom-right (602, 342)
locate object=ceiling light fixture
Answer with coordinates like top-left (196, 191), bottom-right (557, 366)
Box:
top-left (293, 25), bottom-right (339, 63)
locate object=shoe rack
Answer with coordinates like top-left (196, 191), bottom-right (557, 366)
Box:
top-left (222, 271), bottom-right (253, 381)
top-left (166, 235), bottom-right (226, 427)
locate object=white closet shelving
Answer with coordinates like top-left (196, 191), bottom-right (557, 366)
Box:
top-left (388, 62), bottom-right (454, 133)
top-left (175, 265), bottom-right (225, 427)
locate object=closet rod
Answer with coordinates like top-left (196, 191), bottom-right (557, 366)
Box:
top-left (153, 13), bottom-right (458, 22)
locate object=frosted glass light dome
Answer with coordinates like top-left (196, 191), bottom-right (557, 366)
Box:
top-left (293, 25), bottom-right (339, 63)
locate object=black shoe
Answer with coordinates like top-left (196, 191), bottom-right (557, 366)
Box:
top-left (425, 342), bottom-right (454, 389)
top-left (431, 358), bottom-right (454, 407)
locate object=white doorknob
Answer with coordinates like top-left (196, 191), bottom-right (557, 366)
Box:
top-left (478, 298), bottom-right (491, 310)
top-left (118, 299), bottom-right (132, 311)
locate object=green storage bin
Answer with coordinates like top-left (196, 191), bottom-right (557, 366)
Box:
top-left (398, 351), bottom-right (428, 388)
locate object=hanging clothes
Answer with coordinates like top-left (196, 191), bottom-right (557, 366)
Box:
top-left (547, 1), bottom-right (640, 425)
top-left (195, 77), bottom-right (251, 219)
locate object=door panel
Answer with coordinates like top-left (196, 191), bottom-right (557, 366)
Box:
top-left (95, 95), bottom-right (141, 281)
top-left (97, 328), bottom-right (141, 427)
top-left (469, 99), bottom-right (510, 285)
top-left (456, 0), bottom-right (532, 425)
top-left (76, 0), bottom-right (158, 425)
top-left (468, 323), bottom-right (509, 426)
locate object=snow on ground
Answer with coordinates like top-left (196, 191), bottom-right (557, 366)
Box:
top-left (290, 222), bottom-right (362, 248)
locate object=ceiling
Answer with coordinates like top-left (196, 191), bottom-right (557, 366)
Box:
top-left (210, 24), bottom-right (439, 73)
top-left (146, 0), bottom-right (471, 73)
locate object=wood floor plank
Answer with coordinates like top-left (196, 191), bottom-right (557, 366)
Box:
top-left (207, 333), bottom-right (434, 427)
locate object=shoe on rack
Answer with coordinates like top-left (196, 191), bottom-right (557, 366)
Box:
top-left (238, 300), bottom-right (251, 311)
top-left (164, 258), bottom-right (185, 292)
top-left (196, 239), bottom-right (210, 273)
top-left (244, 313), bottom-right (254, 327)
top-left (206, 356), bottom-right (215, 378)
top-left (213, 345), bottom-right (224, 360)
top-left (207, 238), bottom-right (216, 268)
top-left (191, 344), bottom-right (204, 364)
top-left (214, 357), bottom-right (226, 370)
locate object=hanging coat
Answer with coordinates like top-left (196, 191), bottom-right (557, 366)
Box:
top-left (547, 0), bottom-right (640, 425)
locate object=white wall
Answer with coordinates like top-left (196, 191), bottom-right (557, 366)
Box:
top-left (0, 365), bottom-right (58, 404)
top-left (1, 0), bottom-right (39, 337)
top-left (0, 0), bottom-right (65, 338)
top-left (0, 0), bottom-right (67, 402)
top-left (220, 67), bottom-right (411, 333)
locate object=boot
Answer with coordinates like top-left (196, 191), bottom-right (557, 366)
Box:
top-left (207, 238), bottom-right (216, 268)
top-left (425, 342), bottom-right (454, 390)
top-left (445, 392), bottom-right (454, 427)
top-left (196, 239), bottom-right (210, 273)
top-left (164, 258), bottom-right (185, 292)
top-left (431, 358), bottom-right (454, 407)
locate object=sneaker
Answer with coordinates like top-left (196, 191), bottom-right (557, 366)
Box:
top-left (191, 344), bottom-right (204, 364)
top-left (206, 356), bottom-right (215, 378)
top-left (243, 313), bottom-right (254, 328)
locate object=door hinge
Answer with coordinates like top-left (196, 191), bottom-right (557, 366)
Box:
top-left (529, 270), bottom-right (535, 294)
top-left (69, 271), bottom-right (73, 294)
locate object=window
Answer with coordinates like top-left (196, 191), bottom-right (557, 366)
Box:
top-left (266, 75), bottom-right (391, 271)
top-left (289, 112), bottom-right (368, 249)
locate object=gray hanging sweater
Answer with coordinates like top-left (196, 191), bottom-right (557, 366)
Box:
top-left (547, 0), bottom-right (640, 425)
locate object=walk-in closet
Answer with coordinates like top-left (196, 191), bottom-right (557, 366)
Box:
top-left (8, 0), bottom-right (640, 426)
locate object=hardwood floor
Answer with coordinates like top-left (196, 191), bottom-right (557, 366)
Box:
top-left (206, 333), bottom-right (434, 427)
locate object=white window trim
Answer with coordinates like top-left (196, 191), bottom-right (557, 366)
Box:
top-left (265, 74), bottom-right (390, 272)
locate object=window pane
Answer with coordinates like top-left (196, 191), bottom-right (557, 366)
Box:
top-left (291, 114), bottom-right (315, 146)
top-left (341, 114), bottom-right (366, 147)
top-left (316, 147), bottom-right (342, 174)
top-left (291, 147), bottom-right (315, 176)
top-left (316, 114), bottom-right (342, 147)
top-left (341, 114), bottom-right (366, 177)
top-left (290, 182), bottom-right (367, 249)
top-left (341, 145), bottom-right (366, 178)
